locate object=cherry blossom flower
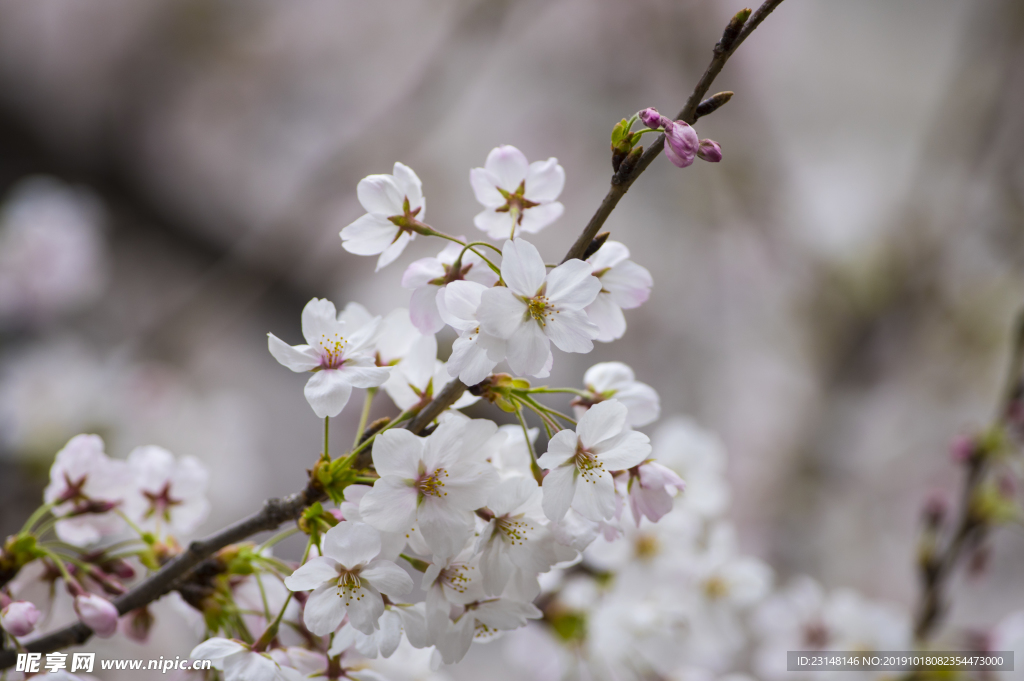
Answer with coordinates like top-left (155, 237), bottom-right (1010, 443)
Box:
top-left (478, 239), bottom-right (601, 376)
top-left (421, 545), bottom-right (485, 638)
top-left (435, 597), bottom-right (542, 665)
top-left (574, 361), bottom-right (660, 428)
top-left (43, 434), bottom-right (132, 546)
top-left (123, 445), bottom-right (209, 536)
top-left (381, 333), bottom-right (477, 412)
top-left (1, 600), bottom-right (40, 637)
top-left (476, 477), bottom-right (573, 598)
top-left (283, 521), bottom-right (413, 635)
top-left (340, 162), bottom-right (426, 271)
top-left (538, 400), bottom-right (651, 522)
top-left (626, 460), bottom-right (686, 525)
top-left (437, 280), bottom-right (507, 385)
top-left (470, 146), bottom-right (565, 240)
top-left (359, 419), bottom-right (498, 559)
top-left (402, 240), bottom-right (499, 334)
top-left (583, 241), bottom-right (652, 343)
top-left (74, 594), bottom-right (119, 637)
top-left (190, 638), bottom-right (302, 681)
top-left (486, 423), bottom-right (539, 479)
top-left (268, 298), bottom-right (391, 418)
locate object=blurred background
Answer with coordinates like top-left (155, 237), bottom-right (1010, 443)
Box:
top-left (0, 0), bottom-right (1022, 675)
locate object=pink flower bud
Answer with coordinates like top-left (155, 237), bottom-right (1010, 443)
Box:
top-left (663, 120), bottom-right (699, 168)
top-left (639, 107), bottom-right (665, 129)
top-left (104, 558), bottom-right (136, 581)
top-left (697, 138), bottom-right (723, 162)
top-left (1, 601), bottom-right (41, 637)
top-left (74, 594), bottom-right (119, 637)
top-left (328, 508), bottom-right (345, 522)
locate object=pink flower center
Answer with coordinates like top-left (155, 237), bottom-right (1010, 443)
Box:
top-left (316, 333), bottom-right (348, 369)
top-left (573, 442), bottom-right (605, 484)
top-left (142, 481), bottom-right (183, 521)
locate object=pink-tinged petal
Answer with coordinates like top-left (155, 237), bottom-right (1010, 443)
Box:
top-left (593, 430), bottom-right (651, 470)
top-left (587, 240), bottom-right (630, 270)
top-left (638, 461), bottom-right (686, 492)
top-left (577, 400), bottom-right (627, 449)
top-left (570, 469), bottom-right (615, 521)
top-left (541, 464), bottom-right (577, 521)
top-left (402, 257), bottom-right (445, 289)
top-left (344, 583), bottom-right (385, 635)
top-left (361, 559), bottom-right (414, 598)
top-left (417, 501), bottom-right (473, 560)
top-left (391, 162), bottom-right (424, 211)
top-left (602, 260), bottom-right (653, 309)
top-left (371, 428), bottom-right (424, 478)
top-left (303, 370), bottom-right (353, 418)
top-left (268, 335), bottom-right (321, 372)
top-left (341, 213), bottom-right (399, 255)
top-left (585, 294), bottom-right (627, 343)
top-left (506, 321), bottom-right (550, 376)
top-left (470, 168), bottom-right (505, 208)
top-left (630, 484), bottom-right (674, 525)
top-left (300, 298), bottom-right (340, 347)
top-left (409, 285), bottom-right (444, 334)
top-left (324, 521), bottom-right (382, 567)
top-left (543, 309), bottom-right (597, 354)
top-left (537, 429), bottom-right (578, 469)
top-left (500, 239), bottom-right (546, 296)
top-left (517, 201), bottom-right (564, 234)
top-left (303, 583), bottom-right (348, 636)
top-left (335, 363), bottom-right (391, 389)
top-left (663, 136), bottom-right (695, 168)
top-left (546, 259), bottom-right (601, 309)
top-left (375, 231), bottom-right (412, 271)
top-left (525, 158), bottom-right (565, 202)
top-left (357, 174), bottom-right (404, 215)
top-left (284, 557), bottom-right (338, 591)
top-left (473, 207), bottom-right (515, 240)
top-left (484, 145), bottom-right (529, 190)
top-left (360, 477), bottom-right (418, 532)
top-left (479, 289), bottom-right (527, 342)
top-left (191, 637), bottom-right (247, 661)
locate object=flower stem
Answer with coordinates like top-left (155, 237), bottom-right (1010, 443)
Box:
top-left (514, 404), bottom-right (545, 485)
top-left (354, 389), bottom-right (376, 449)
top-left (20, 503), bottom-right (54, 535)
top-left (323, 415), bottom-right (330, 460)
top-left (429, 231), bottom-right (503, 278)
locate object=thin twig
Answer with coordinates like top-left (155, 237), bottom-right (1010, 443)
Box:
top-left (562, 0), bottom-right (786, 264)
top-left (913, 309), bottom-right (1024, 641)
top-left (0, 483), bottom-right (325, 668)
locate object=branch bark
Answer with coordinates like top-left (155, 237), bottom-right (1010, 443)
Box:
top-left (0, 2), bottom-right (786, 668)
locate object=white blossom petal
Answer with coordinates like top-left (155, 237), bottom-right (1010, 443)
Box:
top-left (284, 557), bottom-right (338, 592)
top-left (541, 464), bottom-right (577, 521)
top-left (323, 521), bottom-right (382, 567)
top-left (303, 369), bottom-right (354, 418)
top-left (361, 560), bottom-right (414, 598)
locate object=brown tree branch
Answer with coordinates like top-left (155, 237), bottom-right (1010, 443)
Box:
top-left (913, 309), bottom-right (1024, 641)
top-left (0, 2), bottom-right (787, 668)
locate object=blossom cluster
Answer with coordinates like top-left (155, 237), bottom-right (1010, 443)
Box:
top-left (3, 116), bottom-right (1021, 681)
